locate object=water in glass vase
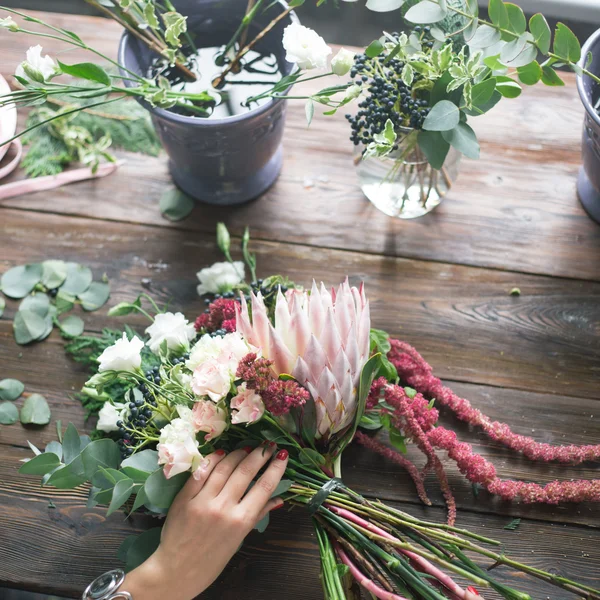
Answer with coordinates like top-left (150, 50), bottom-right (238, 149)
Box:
top-left (151, 46), bottom-right (282, 119)
top-left (355, 145), bottom-right (461, 219)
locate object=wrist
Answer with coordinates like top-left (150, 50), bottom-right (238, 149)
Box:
top-left (123, 552), bottom-right (187, 600)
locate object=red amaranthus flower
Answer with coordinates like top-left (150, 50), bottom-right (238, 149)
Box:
top-left (194, 298), bottom-right (238, 333)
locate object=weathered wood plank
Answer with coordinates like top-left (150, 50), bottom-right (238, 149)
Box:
top-left (1, 208), bottom-right (599, 398)
top-left (1, 12), bottom-right (600, 282)
top-left (1, 447), bottom-right (599, 600)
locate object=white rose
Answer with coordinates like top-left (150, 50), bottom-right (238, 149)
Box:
top-left (282, 23), bottom-right (332, 70)
top-left (191, 360), bottom-right (234, 402)
top-left (186, 333), bottom-right (227, 371)
top-left (145, 311), bottom-right (196, 355)
top-left (96, 401), bottom-right (127, 432)
top-left (331, 48), bottom-right (355, 76)
top-left (97, 333), bottom-right (144, 373)
top-left (196, 261), bottom-right (245, 296)
top-left (15, 45), bottom-right (59, 83)
top-left (186, 331), bottom-right (253, 372)
top-left (158, 417), bottom-right (196, 445)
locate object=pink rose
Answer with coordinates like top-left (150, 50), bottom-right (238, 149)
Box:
top-left (191, 360), bottom-right (232, 402)
top-left (230, 383), bottom-right (265, 425)
top-left (191, 401), bottom-right (228, 441)
top-left (157, 435), bottom-right (204, 479)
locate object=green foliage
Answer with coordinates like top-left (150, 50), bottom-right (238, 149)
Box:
top-left (0, 401), bottom-right (19, 425)
top-left (0, 379), bottom-right (25, 401)
top-left (20, 394), bottom-right (51, 425)
top-left (159, 188), bottom-right (195, 222)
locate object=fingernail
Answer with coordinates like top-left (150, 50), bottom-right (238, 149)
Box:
top-left (270, 501), bottom-right (285, 511)
top-left (242, 446), bottom-right (253, 454)
top-left (215, 449), bottom-right (226, 456)
top-left (276, 449), bottom-right (288, 461)
top-left (268, 441), bottom-right (276, 448)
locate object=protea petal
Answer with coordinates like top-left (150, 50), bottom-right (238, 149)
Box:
top-left (268, 322), bottom-right (295, 374)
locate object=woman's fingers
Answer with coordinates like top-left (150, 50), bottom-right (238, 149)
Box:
top-left (176, 449), bottom-right (228, 503)
top-left (217, 443), bottom-right (277, 503)
top-left (196, 447), bottom-right (253, 500)
top-left (240, 449), bottom-right (289, 514)
top-left (256, 497), bottom-right (285, 523)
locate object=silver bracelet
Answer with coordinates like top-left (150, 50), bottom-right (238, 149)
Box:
top-left (82, 569), bottom-right (132, 600)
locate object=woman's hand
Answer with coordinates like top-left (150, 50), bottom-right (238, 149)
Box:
top-left (122, 443), bottom-right (289, 600)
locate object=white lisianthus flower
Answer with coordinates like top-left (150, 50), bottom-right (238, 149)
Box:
top-left (282, 23), bottom-right (332, 70)
top-left (15, 45), bottom-right (60, 83)
top-left (331, 48), bottom-right (355, 76)
top-left (97, 401), bottom-right (128, 432)
top-left (97, 333), bottom-right (144, 373)
top-left (186, 334), bottom-right (227, 371)
top-left (196, 261), bottom-right (245, 296)
top-left (0, 17), bottom-right (19, 32)
top-left (145, 311), bottom-right (196, 355)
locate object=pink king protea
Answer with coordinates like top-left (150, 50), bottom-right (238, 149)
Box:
top-left (236, 280), bottom-right (371, 439)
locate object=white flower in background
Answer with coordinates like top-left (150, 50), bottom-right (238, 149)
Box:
top-left (331, 48), bottom-right (355, 76)
top-left (15, 45), bottom-right (60, 83)
top-left (145, 311), bottom-right (196, 354)
top-left (96, 401), bottom-right (128, 432)
top-left (157, 417), bottom-right (206, 479)
top-left (230, 383), bottom-right (265, 425)
top-left (196, 261), bottom-right (245, 295)
top-left (0, 17), bottom-right (19, 32)
top-left (343, 83), bottom-right (362, 102)
top-left (282, 23), bottom-right (332, 70)
top-left (97, 333), bottom-right (144, 373)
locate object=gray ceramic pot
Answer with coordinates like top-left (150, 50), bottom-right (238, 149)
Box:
top-left (577, 28), bottom-right (600, 224)
top-left (118, 0), bottom-right (296, 205)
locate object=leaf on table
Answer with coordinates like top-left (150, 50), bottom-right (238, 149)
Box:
top-left (41, 260), bottom-right (68, 289)
top-left (58, 315), bottom-right (85, 338)
top-left (0, 263), bottom-right (43, 299)
top-left (13, 309), bottom-right (48, 345)
top-left (20, 393), bottom-right (51, 425)
top-left (0, 401), bottom-right (19, 425)
top-left (79, 281), bottom-right (110, 311)
top-left (0, 378), bottom-right (25, 401)
top-left (504, 518), bottom-right (521, 530)
top-left (61, 263), bottom-right (93, 296)
top-left (159, 188), bottom-right (195, 222)
top-left (19, 293), bottom-right (50, 317)
top-left (0, 296), bottom-right (5, 318)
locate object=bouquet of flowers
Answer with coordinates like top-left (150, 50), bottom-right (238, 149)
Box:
top-left (20, 225), bottom-right (600, 600)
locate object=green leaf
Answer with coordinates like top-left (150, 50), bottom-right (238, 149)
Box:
top-left (13, 309), bottom-right (48, 345)
top-left (79, 282), bottom-right (110, 311)
top-left (0, 401), bottom-right (19, 425)
top-left (160, 188), bottom-right (195, 222)
top-left (45, 441), bottom-right (63, 459)
top-left (470, 78), bottom-right (496, 107)
top-left (503, 40), bottom-right (538, 68)
top-left (107, 300), bottom-right (140, 317)
top-left (404, 0), bottom-right (447, 24)
top-left (131, 486), bottom-right (149, 512)
top-left (441, 122), bottom-right (480, 159)
top-left (121, 449), bottom-right (159, 473)
top-left (541, 65), bottom-right (565, 87)
top-left (61, 263), bottom-right (93, 296)
top-left (0, 295), bottom-right (4, 318)
top-left (504, 3), bottom-right (526, 35)
top-left (417, 130), bottom-right (450, 170)
top-left (124, 527), bottom-right (162, 571)
top-left (365, 0), bottom-right (404, 11)
top-left (121, 466), bottom-right (152, 484)
top-left (41, 260), bottom-right (67, 289)
top-left (143, 2), bottom-right (159, 28)
top-left (0, 378), bottom-right (25, 401)
top-left (305, 99), bottom-right (315, 127)
top-left (62, 422), bottom-right (82, 465)
top-left (300, 448), bottom-right (326, 466)
top-left (58, 315), bottom-right (84, 338)
top-left (107, 478), bottom-right (135, 516)
top-left (553, 23), bottom-right (581, 64)
top-left (500, 32), bottom-right (528, 64)
top-left (469, 25), bottom-right (501, 49)
top-left (529, 13), bottom-right (551, 54)
top-left (144, 468), bottom-right (188, 509)
top-left (370, 328), bottom-right (391, 353)
top-left (488, 0), bottom-right (508, 29)
top-left (20, 393), bottom-right (51, 425)
top-left (504, 518), bottom-right (521, 530)
top-left (55, 291), bottom-right (75, 315)
top-left (517, 61), bottom-right (542, 85)
top-left (359, 413), bottom-right (383, 430)
top-left (271, 479), bottom-right (293, 498)
top-left (81, 439), bottom-right (120, 478)
top-left (495, 75), bottom-right (522, 98)
top-left (389, 428), bottom-right (408, 454)
top-left (423, 100), bottom-right (460, 132)
top-left (19, 293), bottom-right (50, 318)
top-left (365, 39), bottom-right (384, 58)
top-left (163, 11), bottom-right (187, 47)
top-left (1, 263), bottom-right (43, 299)
top-left (19, 452), bottom-right (61, 475)
top-left (376, 354), bottom-right (398, 382)
top-left (404, 387), bottom-right (417, 399)
top-left (58, 61), bottom-right (112, 85)
top-left (46, 463), bottom-right (88, 489)
top-left (254, 512), bottom-right (270, 533)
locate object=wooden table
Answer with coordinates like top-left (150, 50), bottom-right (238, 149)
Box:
top-left (1, 10), bottom-right (599, 600)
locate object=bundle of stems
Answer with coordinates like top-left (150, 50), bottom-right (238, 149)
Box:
top-left (281, 457), bottom-right (600, 600)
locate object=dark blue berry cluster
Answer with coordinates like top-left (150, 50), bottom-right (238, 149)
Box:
top-left (346, 28), bottom-right (438, 148)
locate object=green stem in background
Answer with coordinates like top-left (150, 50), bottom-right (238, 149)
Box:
top-left (218, 0), bottom-right (266, 65)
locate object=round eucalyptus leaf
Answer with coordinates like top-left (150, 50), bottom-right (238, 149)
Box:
top-left (58, 315), bottom-right (85, 338)
top-left (0, 378), bottom-right (25, 401)
top-left (1, 263), bottom-right (43, 299)
top-left (0, 295), bottom-right (5, 318)
top-left (37, 315), bottom-right (54, 342)
top-left (19, 293), bottom-right (50, 318)
top-left (13, 309), bottom-right (48, 345)
top-left (20, 393), bottom-right (51, 425)
top-left (79, 282), bottom-right (110, 312)
top-left (159, 188), bottom-right (194, 222)
top-left (41, 260), bottom-right (68, 290)
top-left (55, 290), bottom-right (76, 315)
top-left (61, 263), bottom-right (93, 296)
top-left (0, 401), bottom-right (19, 425)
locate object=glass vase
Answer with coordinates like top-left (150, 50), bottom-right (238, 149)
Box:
top-left (354, 130), bottom-right (461, 219)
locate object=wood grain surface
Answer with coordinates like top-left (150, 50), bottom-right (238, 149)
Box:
top-left (0, 9), bottom-right (599, 600)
